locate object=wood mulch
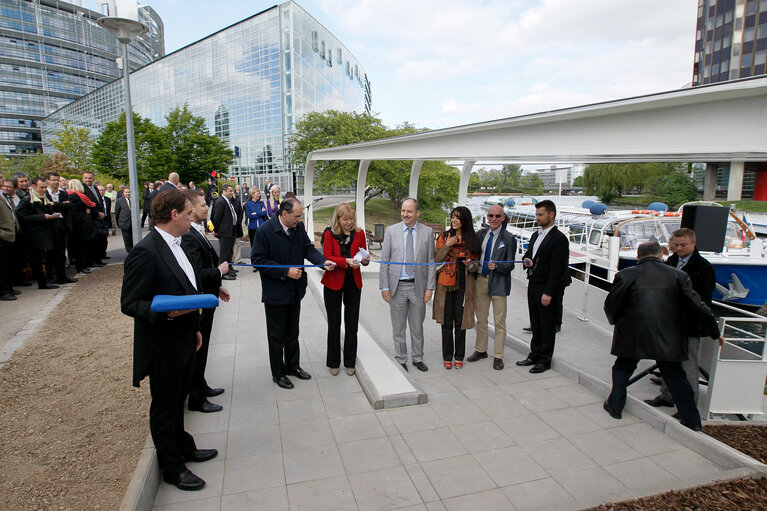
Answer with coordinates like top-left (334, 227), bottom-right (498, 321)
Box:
top-left (591, 424), bottom-right (767, 510)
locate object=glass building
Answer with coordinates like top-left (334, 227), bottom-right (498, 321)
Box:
top-left (0, 0), bottom-right (164, 156)
top-left (42, 1), bottom-right (372, 192)
top-left (693, 0), bottom-right (767, 85)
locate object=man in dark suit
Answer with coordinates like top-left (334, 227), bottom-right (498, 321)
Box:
top-left (0, 178), bottom-right (19, 300)
top-left (141, 182), bottom-right (153, 227)
top-left (252, 198), bottom-right (334, 389)
top-left (81, 171), bottom-right (106, 267)
top-left (645, 228), bottom-right (716, 411)
top-left (181, 188), bottom-right (231, 413)
top-left (159, 172), bottom-right (180, 192)
top-left (211, 184), bottom-right (238, 278)
top-left (517, 200), bottom-right (571, 374)
top-left (97, 185), bottom-right (111, 260)
top-left (15, 177), bottom-right (60, 290)
top-left (45, 172), bottom-right (76, 284)
top-left (114, 188), bottom-right (134, 252)
top-left (603, 241), bottom-right (722, 431)
top-left (121, 189), bottom-right (217, 491)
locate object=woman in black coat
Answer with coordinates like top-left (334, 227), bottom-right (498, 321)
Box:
top-left (66, 179), bottom-right (97, 272)
top-left (15, 177), bottom-right (58, 288)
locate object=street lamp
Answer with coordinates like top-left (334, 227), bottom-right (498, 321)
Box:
top-left (97, 16), bottom-right (147, 246)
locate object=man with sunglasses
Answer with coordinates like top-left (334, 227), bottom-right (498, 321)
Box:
top-left (466, 204), bottom-right (517, 370)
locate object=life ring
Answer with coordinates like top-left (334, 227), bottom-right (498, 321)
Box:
top-left (631, 210), bottom-right (651, 214)
top-left (663, 212), bottom-right (681, 217)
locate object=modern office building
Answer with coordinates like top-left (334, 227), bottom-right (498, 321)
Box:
top-left (0, 0), bottom-right (164, 157)
top-left (42, 1), bottom-right (372, 193)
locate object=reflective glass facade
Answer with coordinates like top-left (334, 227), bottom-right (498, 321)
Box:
top-left (0, 0), bottom-right (164, 156)
top-left (693, 0), bottom-right (767, 85)
top-left (42, 1), bottom-right (371, 192)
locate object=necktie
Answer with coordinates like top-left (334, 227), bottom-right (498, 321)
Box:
top-left (405, 227), bottom-right (415, 275)
top-left (482, 231), bottom-right (494, 277)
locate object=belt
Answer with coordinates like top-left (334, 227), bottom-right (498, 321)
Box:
top-left (399, 278), bottom-right (415, 283)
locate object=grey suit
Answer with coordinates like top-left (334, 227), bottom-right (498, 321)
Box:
top-left (379, 221), bottom-right (436, 364)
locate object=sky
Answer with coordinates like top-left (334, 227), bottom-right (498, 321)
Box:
top-left (127, 0), bottom-right (698, 131)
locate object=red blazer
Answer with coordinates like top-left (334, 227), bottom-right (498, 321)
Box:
top-left (321, 228), bottom-right (366, 291)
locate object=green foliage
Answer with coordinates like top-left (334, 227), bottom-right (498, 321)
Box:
top-left (163, 104), bottom-right (234, 185)
top-left (572, 175), bottom-right (584, 187)
top-left (654, 171), bottom-right (698, 208)
top-left (50, 121), bottom-right (94, 172)
top-left (520, 174), bottom-right (544, 194)
top-left (583, 163), bottom-right (686, 202)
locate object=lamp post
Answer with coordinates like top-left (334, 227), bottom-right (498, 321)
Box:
top-left (97, 16), bottom-right (147, 246)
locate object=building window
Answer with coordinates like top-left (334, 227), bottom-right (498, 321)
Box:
top-left (736, 17), bottom-right (743, 29)
top-left (756, 50), bottom-right (767, 65)
top-left (725, 10), bottom-right (733, 23)
top-left (742, 52), bottom-right (753, 67)
top-left (744, 27), bottom-right (756, 41)
top-left (746, 1), bottom-right (758, 16)
top-left (723, 34), bottom-right (732, 48)
top-left (320, 40), bottom-right (325, 60)
top-left (716, 14), bottom-right (724, 27)
top-left (721, 59), bottom-right (730, 72)
top-left (759, 24), bottom-right (767, 38)
top-left (705, 41), bottom-right (713, 53)
top-left (311, 30), bottom-right (318, 52)
top-left (101, 3), bottom-right (109, 16)
top-left (715, 38), bottom-right (722, 51)
top-left (734, 42), bottom-right (741, 55)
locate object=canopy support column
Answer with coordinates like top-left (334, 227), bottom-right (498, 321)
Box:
top-left (409, 160), bottom-right (424, 200)
top-left (303, 158), bottom-right (316, 239)
top-left (727, 161), bottom-right (744, 201)
top-left (356, 160), bottom-right (371, 232)
top-left (457, 160), bottom-right (475, 206)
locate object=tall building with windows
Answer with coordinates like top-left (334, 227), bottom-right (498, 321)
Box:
top-left (42, 1), bottom-right (371, 192)
top-left (693, 0), bottom-right (767, 85)
top-left (0, 0), bottom-right (163, 157)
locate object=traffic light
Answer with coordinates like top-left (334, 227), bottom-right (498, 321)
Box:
top-left (210, 171), bottom-right (217, 178)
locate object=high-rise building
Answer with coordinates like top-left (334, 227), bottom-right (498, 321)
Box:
top-left (42, 1), bottom-right (371, 193)
top-left (692, 0), bottom-right (767, 86)
top-left (0, 0), bottom-right (164, 157)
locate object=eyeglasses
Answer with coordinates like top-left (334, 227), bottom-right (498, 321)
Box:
top-left (487, 214), bottom-right (503, 218)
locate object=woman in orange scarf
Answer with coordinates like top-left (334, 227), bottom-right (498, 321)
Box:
top-left (432, 206), bottom-right (480, 369)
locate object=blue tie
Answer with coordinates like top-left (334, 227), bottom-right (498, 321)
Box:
top-left (482, 231), bottom-right (494, 277)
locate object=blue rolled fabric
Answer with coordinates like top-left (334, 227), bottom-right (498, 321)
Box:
top-left (151, 294), bottom-right (219, 312)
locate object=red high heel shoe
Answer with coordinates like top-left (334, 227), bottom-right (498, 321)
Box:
top-left (454, 361), bottom-right (463, 369)
top-left (444, 361), bottom-right (452, 369)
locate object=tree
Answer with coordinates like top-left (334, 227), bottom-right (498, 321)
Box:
top-left (572, 175), bottom-right (584, 187)
top-left (91, 112), bottom-right (169, 183)
top-left (14, 153), bottom-right (51, 178)
top-left (655, 170), bottom-right (698, 207)
top-left (520, 174), bottom-right (544, 194)
top-left (500, 164), bottom-right (522, 188)
top-left (42, 152), bottom-right (77, 176)
top-left (50, 121), bottom-right (94, 172)
top-left (164, 104), bottom-right (234, 185)
top-left (584, 162), bottom-right (688, 202)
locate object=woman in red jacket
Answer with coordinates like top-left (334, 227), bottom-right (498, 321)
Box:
top-left (321, 203), bottom-right (370, 375)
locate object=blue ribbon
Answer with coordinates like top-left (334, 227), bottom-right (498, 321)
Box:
top-left (229, 260), bottom-right (525, 268)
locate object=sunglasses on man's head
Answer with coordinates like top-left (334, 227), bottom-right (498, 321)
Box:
top-left (487, 214), bottom-right (503, 218)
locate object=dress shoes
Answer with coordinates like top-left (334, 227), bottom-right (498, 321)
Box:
top-left (204, 387), bottom-right (225, 397)
top-left (38, 282), bottom-right (60, 290)
top-left (529, 364), bottom-right (549, 374)
top-left (466, 351), bottom-right (488, 362)
top-left (273, 375), bottom-right (294, 389)
top-left (78, 268), bottom-right (91, 274)
top-left (163, 469), bottom-right (205, 491)
top-left (103, 256), bottom-right (111, 260)
top-left (671, 411), bottom-right (681, 419)
top-left (91, 262), bottom-right (105, 267)
top-left (0, 293), bottom-right (17, 301)
top-left (522, 326), bottom-right (532, 332)
top-left (644, 395), bottom-right (674, 407)
top-left (222, 273), bottom-right (236, 280)
top-left (493, 358), bottom-right (504, 370)
top-left (680, 419), bottom-right (702, 432)
top-left (329, 368), bottom-right (340, 376)
top-left (56, 278), bottom-right (78, 284)
top-left (516, 357), bottom-right (536, 366)
top-left (412, 361), bottom-right (428, 372)
top-left (603, 401), bottom-right (622, 420)
top-left (11, 289), bottom-right (21, 295)
top-left (400, 363), bottom-right (408, 372)
top-left (346, 368), bottom-right (355, 376)
top-left (288, 367), bottom-right (312, 380)
top-left (184, 448), bottom-right (218, 463)
top-left (188, 399), bottom-right (223, 413)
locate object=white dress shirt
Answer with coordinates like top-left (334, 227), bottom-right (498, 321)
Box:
top-left (532, 225), bottom-right (554, 259)
top-left (156, 226), bottom-right (198, 291)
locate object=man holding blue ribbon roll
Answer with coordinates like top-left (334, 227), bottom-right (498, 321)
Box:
top-left (252, 197), bottom-right (335, 389)
top-left (121, 189), bottom-right (218, 491)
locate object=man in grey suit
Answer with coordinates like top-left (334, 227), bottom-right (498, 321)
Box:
top-left (380, 198), bottom-right (436, 372)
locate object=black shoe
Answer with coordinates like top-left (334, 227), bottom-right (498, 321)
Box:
top-left (516, 357), bottom-right (536, 366)
top-left (522, 326), bottom-right (532, 332)
top-left (530, 364), bottom-right (549, 374)
top-left (680, 419), bottom-right (702, 432)
top-left (56, 278), bottom-right (78, 284)
top-left (400, 363), bottom-right (408, 372)
top-left (644, 395), bottom-right (674, 407)
top-left (555, 325), bottom-right (561, 333)
top-left (204, 387), bottom-right (225, 397)
top-left (188, 399), bottom-right (223, 413)
top-left (603, 401), bottom-right (622, 420)
top-left (15, 281), bottom-right (32, 287)
top-left (0, 293), bottom-right (17, 301)
top-left (11, 289), bottom-right (21, 295)
top-left (671, 411), bottom-right (680, 419)
top-left (38, 283), bottom-right (60, 290)
top-left (412, 361), bottom-right (428, 372)
top-left (78, 268), bottom-right (91, 274)
top-left (493, 358), bottom-right (504, 370)
top-left (466, 351), bottom-right (488, 362)
top-left (222, 273), bottom-right (237, 280)
top-left (273, 375), bottom-right (294, 389)
top-left (91, 262), bottom-right (105, 267)
top-left (288, 367), bottom-right (311, 380)
top-left (102, 256), bottom-right (111, 260)
top-left (163, 469), bottom-right (205, 491)
top-left (184, 449), bottom-right (218, 463)
top-left (650, 376), bottom-right (663, 385)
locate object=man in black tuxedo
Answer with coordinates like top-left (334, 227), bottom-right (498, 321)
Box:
top-left (97, 185), bottom-right (112, 260)
top-left (159, 172), bottom-right (181, 192)
top-left (251, 198), bottom-right (335, 389)
top-left (141, 182), bottom-right (154, 227)
top-left (121, 189), bottom-right (217, 491)
top-left (45, 172), bottom-right (76, 284)
top-left (517, 200), bottom-right (571, 374)
top-left (114, 188), bottom-right (134, 252)
top-left (181, 188), bottom-right (231, 413)
top-left (211, 184), bottom-right (238, 278)
top-left (81, 171), bottom-right (106, 267)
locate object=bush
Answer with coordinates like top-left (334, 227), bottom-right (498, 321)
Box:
top-left (654, 171), bottom-right (698, 208)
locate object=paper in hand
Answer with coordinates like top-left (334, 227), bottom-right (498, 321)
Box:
top-left (353, 247), bottom-right (370, 263)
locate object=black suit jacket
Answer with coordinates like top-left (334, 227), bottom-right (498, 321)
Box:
top-left (524, 226), bottom-right (571, 296)
top-left (114, 196), bottom-right (132, 231)
top-left (47, 190), bottom-right (72, 233)
top-left (102, 196), bottom-right (112, 228)
top-left (666, 249), bottom-right (716, 336)
top-left (81, 184), bottom-right (104, 217)
top-left (16, 198), bottom-right (54, 251)
top-left (182, 226), bottom-right (223, 296)
top-left (210, 197), bottom-right (235, 238)
top-left (121, 228), bottom-right (202, 387)
top-left (251, 216), bottom-right (326, 305)
top-left (232, 198), bottom-right (244, 238)
top-left (159, 182), bottom-right (178, 193)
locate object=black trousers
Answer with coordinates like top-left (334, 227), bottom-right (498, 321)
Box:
top-left (141, 209), bottom-right (149, 227)
top-left (607, 357), bottom-right (701, 428)
top-left (0, 241), bottom-right (12, 295)
top-left (441, 288), bottom-right (466, 362)
top-left (187, 309), bottom-right (215, 407)
top-left (121, 228), bottom-right (134, 253)
top-left (264, 302), bottom-right (301, 378)
top-left (527, 282), bottom-right (557, 367)
top-left (46, 223), bottom-right (68, 282)
top-left (218, 235), bottom-right (234, 265)
top-left (26, 247), bottom-right (49, 285)
top-left (12, 237), bottom-right (27, 285)
top-left (324, 272), bottom-right (361, 369)
top-left (70, 238), bottom-right (91, 271)
top-left (148, 335), bottom-right (197, 475)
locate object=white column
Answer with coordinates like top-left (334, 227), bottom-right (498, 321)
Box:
top-left (303, 158), bottom-right (316, 239)
top-left (703, 163), bottom-right (717, 200)
top-left (457, 160), bottom-right (475, 206)
top-left (408, 160), bottom-right (424, 200)
top-left (727, 161), bottom-right (745, 201)
top-left (356, 160), bottom-right (371, 231)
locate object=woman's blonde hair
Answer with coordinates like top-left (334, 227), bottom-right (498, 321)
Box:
top-left (68, 179), bottom-right (84, 193)
top-left (250, 188), bottom-right (260, 199)
top-left (331, 203), bottom-right (361, 235)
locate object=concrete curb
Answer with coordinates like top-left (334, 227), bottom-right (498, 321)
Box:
top-left (118, 441), bottom-right (158, 511)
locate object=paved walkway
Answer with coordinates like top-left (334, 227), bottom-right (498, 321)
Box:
top-left (151, 268), bottom-right (756, 511)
